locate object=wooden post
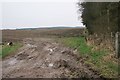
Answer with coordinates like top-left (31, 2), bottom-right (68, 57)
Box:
top-left (115, 32), bottom-right (120, 58)
top-left (107, 9), bottom-right (110, 31)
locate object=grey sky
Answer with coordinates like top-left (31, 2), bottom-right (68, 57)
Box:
top-left (1, 0), bottom-right (84, 29)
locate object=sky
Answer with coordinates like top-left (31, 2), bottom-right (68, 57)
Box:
top-left (0, 0), bottom-right (85, 29)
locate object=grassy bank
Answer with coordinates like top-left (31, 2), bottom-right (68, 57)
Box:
top-left (0, 43), bottom-right (22, 58)
top-left (59, 37), bottom-right (118, 78)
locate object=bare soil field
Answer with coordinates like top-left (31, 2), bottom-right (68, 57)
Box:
top-left (1, 28), bottom-right (111, 79)
top-left (2, 28), bottom-right (85, 43)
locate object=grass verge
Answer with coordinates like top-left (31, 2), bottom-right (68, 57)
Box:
top-left (0, 43), bottom-right (22, 58)
top-left (58, 37), bottom-right (119, 78)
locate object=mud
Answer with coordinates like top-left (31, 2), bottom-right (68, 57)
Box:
top-left (2, 38), bottom-right (103, 78)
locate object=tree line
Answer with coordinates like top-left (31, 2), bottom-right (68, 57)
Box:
top-left (77, 2), bottom-right (120, 37)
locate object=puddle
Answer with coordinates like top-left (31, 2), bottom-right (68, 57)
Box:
top-left (8, 58), bottom-right (18, 65)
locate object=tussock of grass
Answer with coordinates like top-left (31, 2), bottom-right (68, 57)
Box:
top-left (0, 43), bottom-right (22, 58)
top-left (59, 37), bottom-right (118, 78)
top-left (60, 37), bottom-right (92, 55)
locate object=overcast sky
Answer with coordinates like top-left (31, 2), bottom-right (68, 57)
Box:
top-left (0, 0), bottom-right (85, 29)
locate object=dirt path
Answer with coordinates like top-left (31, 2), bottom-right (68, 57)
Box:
top-left (2, 38), bottom-right (103, 78)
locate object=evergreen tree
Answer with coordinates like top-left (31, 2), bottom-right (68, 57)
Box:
top-left (78, 2), bottom-right (119, 36)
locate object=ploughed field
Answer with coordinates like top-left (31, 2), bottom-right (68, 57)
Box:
top-left (2, 28), bottom-right (85, 43)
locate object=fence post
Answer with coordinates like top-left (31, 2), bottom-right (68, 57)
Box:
top-left (115, 32), bottom-right (120, 58)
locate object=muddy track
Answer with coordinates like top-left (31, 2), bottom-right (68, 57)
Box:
top-left (2, 38), bottom-right (104, 79)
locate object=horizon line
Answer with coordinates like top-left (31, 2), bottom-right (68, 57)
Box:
top-left (0, 26), bottom-right (85, 30)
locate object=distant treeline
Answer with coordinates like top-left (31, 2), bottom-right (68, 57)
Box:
top-left (16, 27), bottom-right (82, 30)
top-left (78, 2), bottom-right (120, 36)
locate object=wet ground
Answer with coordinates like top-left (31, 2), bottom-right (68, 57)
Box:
top-left (2, 38), bottom-right (102, 78)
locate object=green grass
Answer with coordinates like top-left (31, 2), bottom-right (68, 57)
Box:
top-left (0, 43), bottom-right (22, 58)
top-left (60, 37), bottom-right (92, 55)
top-left (59, 36), bottom-right (119, 78)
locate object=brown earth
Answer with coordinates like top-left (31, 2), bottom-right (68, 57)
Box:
top-left (2, 28), bottom-right (85, 43)
top-left (2, 28), bottom-right (105, 79)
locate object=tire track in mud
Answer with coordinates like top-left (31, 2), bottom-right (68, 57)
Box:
top-left (2, 38), bottom-right (105, 79)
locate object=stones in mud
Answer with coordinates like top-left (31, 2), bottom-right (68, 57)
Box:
top-left (48, 63), bottom-right (54, 67)
top-left (28, 56), bottom-right (34, 60)
top-left (61, 50), bottom-right (68, 54)
top-left (27, 44), bottom-right (37, 48)
top-left (47, 48), bottom-right (53, 55)
top-left (15, 53), bottom-right (29, 60)
top-left (73, 49), bottom-right (78, 55)
top-left (61, 50), bottom-right (72, 55)
top-left (47, 47), bottom-right (57, 52)
top-left (53, 59), bottom-right (69, 69)
top-left (49, 49), bottom-right (53, 52)
top-left (18, 75), bottom-right (24, 78)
